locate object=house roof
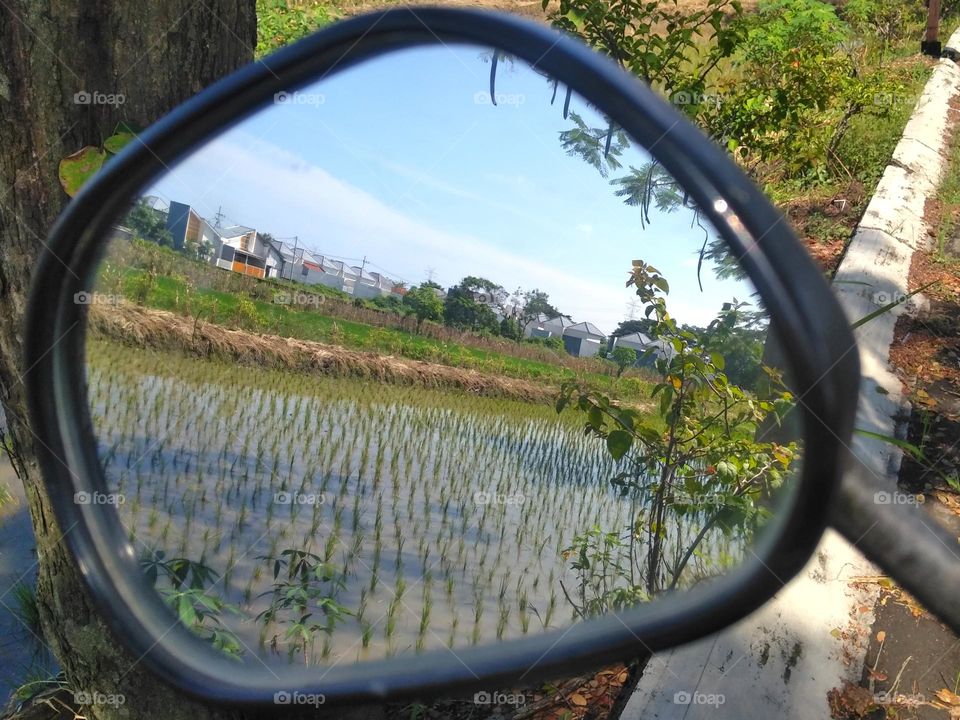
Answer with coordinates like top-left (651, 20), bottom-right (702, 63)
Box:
top-left (350, 265), bottom-right (377, 283)
top-left (368, 271), bottom-right (395, 288)
top-left (217, 224), bottom-right (255, 238)
top-left (566, 321), bottom-right (605, 338)
top-left (319, 258), bottom-right (358, 278)
top-left (617, 332), bottom-right (653, 346)
top-left (542, 315), bottom-right (575, 329)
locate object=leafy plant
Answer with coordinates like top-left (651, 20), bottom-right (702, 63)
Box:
top-left (610, 346), bottom-right (637, 377)
top-left (140, 550), bottom-right (243, 657)
top-left (255, 548), bottom-right (351, 664)
top-left (558, 261), bottom-right (797, 612)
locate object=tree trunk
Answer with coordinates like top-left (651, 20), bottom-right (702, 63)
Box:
top-left (0, 4), bottom-right (262, 719)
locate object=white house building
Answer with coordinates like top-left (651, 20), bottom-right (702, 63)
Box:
top-left (563, 321), bottom-right (606, 358)
top-left (614, 332), bottom-right (677, 364)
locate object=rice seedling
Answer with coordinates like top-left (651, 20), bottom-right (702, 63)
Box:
top-left (87, 337), bottom-right (666, 669)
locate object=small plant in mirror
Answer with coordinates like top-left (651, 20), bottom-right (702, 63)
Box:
top-left (557, 262), bottom-right (798, 617)
top-left (255, 548), bottom-right (351, 664)
top-left (140, 549), bottom-right (243, 658)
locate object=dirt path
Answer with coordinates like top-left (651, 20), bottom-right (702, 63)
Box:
top-left (89, 302), bottom-right (569, 403)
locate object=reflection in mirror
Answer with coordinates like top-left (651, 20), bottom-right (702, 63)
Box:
top-left (83, 44), bottom-right (802, 668)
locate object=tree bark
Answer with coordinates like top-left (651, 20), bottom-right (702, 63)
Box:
top-left (0, 4), bottom-right (261, 719)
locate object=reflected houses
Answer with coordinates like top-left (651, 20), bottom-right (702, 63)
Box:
top-left (613, 331), bottom-right (677, 366)
top-left (523, 314), bottom-right (608, 359)
top-left (164, 201), bottom-right (404, 300)
top-left (167, 201), bottom-right (268, 278)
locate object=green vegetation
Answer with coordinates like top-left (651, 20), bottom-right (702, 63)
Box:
top-left (95, 238), bottom-right (655, 400)
top-left (546, 0), bottom-right (949, 262)
top-left (88, 338), bottom-right (656, 663)
top-left (256, 0), bottom-right (336, 57)
top-left (559, 263), bottom-right (797, 614)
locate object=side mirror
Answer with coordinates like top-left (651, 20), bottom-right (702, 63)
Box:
top-left (24, 7), bottom-right (866, 709)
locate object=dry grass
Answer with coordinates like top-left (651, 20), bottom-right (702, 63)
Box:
top-left (89, 302), bottom-right (561, 403)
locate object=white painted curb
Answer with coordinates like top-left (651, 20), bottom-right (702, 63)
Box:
top-left (621, 32), bottom-right (960, 720)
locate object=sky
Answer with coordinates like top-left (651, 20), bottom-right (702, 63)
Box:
top-left (143, 43), bottom-right (756, 334)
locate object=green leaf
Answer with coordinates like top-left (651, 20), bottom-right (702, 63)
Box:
top-left (177, 594), bottom-right (198, 627)
top-left (606, 430), bottom-right (633, 460)
top-left (58, 146), bottom-right (107, 197)
top-left (103, 132), bottom-right (135, 154)
top-left (854, 428), bottom-right (926, 461)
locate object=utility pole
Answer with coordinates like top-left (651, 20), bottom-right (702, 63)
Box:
top-left (289, 236), bottom-right (299, 281)
top-left (923, 0), bottom-right (942, 57)
top-left (360, 254), bottom-right (368, 278)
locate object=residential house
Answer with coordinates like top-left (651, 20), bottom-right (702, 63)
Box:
top-left (166, 201), bottom-right (268, 278)
top-left (524, 313), bottom-right (575, 339)
top-left (563, 321), bottom-right (605, 358)
top-left (355, 270), bottom-right (402, 299)
top-left (614, 332), bottom-right (676, 365)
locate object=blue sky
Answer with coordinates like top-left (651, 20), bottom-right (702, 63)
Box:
top-left (144, 43), bottom-right (754, 333)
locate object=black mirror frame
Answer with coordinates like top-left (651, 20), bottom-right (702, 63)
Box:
top-left (24, 7), bottom-right (859, 708)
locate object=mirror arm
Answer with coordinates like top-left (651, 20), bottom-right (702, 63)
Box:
top-left (830, 460), bottom-right (960, 635)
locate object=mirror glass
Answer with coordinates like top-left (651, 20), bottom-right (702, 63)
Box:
top-left (82, 44), bottom-right (802, 668)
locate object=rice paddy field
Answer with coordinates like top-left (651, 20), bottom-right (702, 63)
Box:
top-left (86, 337), bottom-right (748, 667)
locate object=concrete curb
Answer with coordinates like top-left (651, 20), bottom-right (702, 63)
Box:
top-left (620, 33), bottom-right (960, 720)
